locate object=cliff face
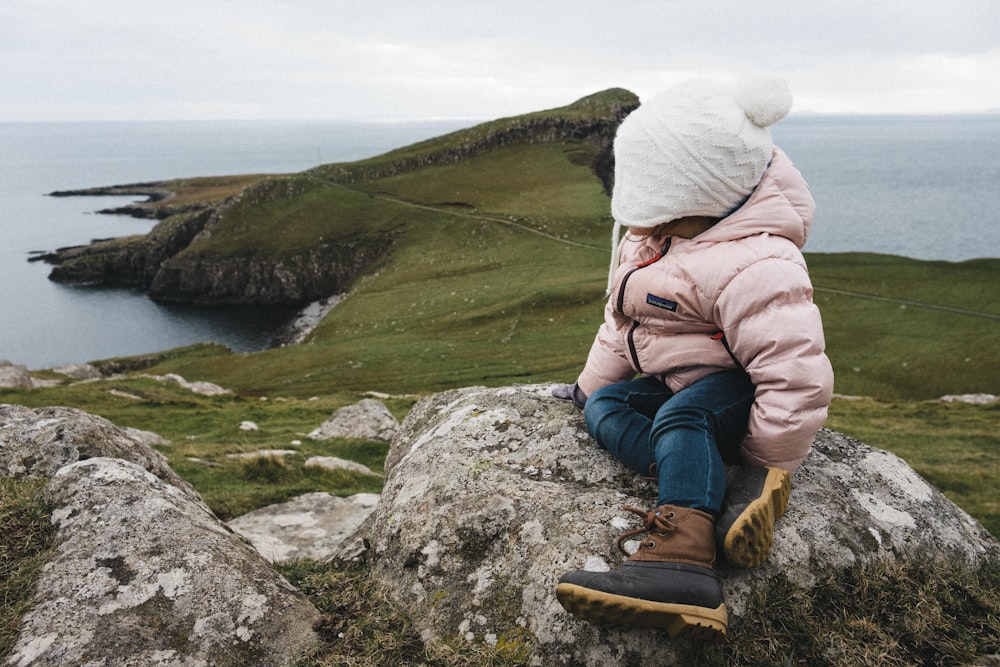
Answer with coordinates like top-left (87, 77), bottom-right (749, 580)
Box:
top-left (148, 233), bottom-right (393, 305)
top-left (43, 178), bottom-right (398, 305)
top-left (48, 209), bottom-right (213, 287)
top-left (42, 89), bottom-right (638, 305)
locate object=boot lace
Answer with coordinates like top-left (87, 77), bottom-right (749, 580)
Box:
top-left (615, 505), bottom-right (677, 556)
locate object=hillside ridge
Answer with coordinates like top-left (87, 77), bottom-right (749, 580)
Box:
top-left (40, 88), bottom-right (638, 305)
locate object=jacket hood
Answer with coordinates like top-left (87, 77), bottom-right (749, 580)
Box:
top-left (698, 147), bottom-right (815, 249)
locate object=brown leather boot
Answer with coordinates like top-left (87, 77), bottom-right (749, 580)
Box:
top-left (556, 505), bottom-right (727, 639)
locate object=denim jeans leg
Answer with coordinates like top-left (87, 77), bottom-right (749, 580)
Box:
top-left (650, 370), bottom-right (755, 515)
top-left (584, 376), bottom-right (673, 477)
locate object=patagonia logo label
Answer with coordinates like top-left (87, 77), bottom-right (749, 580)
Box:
top-left (646, 294), bottom-right (678, 311)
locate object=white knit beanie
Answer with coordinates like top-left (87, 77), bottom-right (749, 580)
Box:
top-left (606, 76), bottom-right (794, 293)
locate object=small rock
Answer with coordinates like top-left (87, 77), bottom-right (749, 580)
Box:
top-left (304, 456), bottom-right (374, 475)
top-left (939, 393), bottom-right (998, 405)
top-left (227, 491), bottom-right (379, 562)
top-left (108, 389), bottom-right (143, 400)
top-left (239, 421), bottom-right (259, 431)
top-left (143, 373), bottom-right (232, 396)
top-left (309, 398), bottom-right (399, 442)
top-left (226, 449), bottom-right (297, 460)
top-left (123, 426), bottom-right (171, 447)
top-left (52, 363), bottom-right (102, 380)
top-left (0, 360), bottom-right (32, 389)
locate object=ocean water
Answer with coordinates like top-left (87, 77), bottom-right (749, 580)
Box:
top-left (0, 119), bottom-right (474, 369)
top-left (772, 114), bottom-right (1000, 261)
top-left (1, 115), bottom-right (998, 369)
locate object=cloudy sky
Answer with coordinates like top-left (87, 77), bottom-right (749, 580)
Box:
top-left (2, 0), bottom-right (998, 122)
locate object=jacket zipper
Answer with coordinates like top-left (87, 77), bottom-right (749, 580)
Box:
top-left (616, 238), bottom-right (671, 373)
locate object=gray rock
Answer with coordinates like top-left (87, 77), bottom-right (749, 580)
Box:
top-left (0, 360), bottom-right (32, 389)
top-left (308, 398), bottom-right (399, 442)
top-left (52, 363), bottom-right (103, 380)
top-left (124, 426), bottom-right (172, 447)
top-left (940, 393), bottom-right (998, 405)
top-left (304, 455), bottom-right (374, 475)
top-left (143, 373), bottom-right (232, 396)
top-left (6, 457), bottom-right (320, 667)
top-left (349, 384), bottom-right (1000, 666)
top-left (227, 449), bottom-right (297, 460)
top-left (0, 403), bottom-right (201, 509)
top-left (228, 491), bottom-right (380, 563)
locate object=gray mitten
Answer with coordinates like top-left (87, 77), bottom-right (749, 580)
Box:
top-left (551, 383), bottom-right (587, 410)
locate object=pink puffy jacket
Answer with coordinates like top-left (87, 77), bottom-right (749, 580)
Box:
top-left (576, 148), bottom-right (834, 471)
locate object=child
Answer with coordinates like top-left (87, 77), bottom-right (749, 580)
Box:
top-left (552, 77), bottom-right (834, 639)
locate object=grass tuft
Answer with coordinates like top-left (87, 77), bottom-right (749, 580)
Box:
top-left (0, 477), bottom-right (58, 659)
top-left (241, 455), bottom-right (294, 484)
top-left (690, 557), bottom-right (1000, 667)
top-left (282, 560), bottom-right (525, 667)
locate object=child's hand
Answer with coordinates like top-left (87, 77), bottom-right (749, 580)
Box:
top-left (551, 383), bottom-right (587, 410)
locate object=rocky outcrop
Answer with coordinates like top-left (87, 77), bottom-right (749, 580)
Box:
top-left (4, 387), bottom-right (997, 665)
top-left (347, 384), bottom-right (1000, 666)
top-left (46, 208), bottom-right (214, 288)
top-left (49, 182), bottom-right (202, 219)
top-left (147, 233), bottom-right (390, 305)
top-left (1, 405), bottom-right (321, 666)
top-left (308, 398), bottom-right (400, 442)
top-left (8, 458), bottom-right (320, 667)
top-left (44, 206), bottom-right (391, 305)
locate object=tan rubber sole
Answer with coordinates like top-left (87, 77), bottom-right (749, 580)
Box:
top-left (555, 583), bottom-right (728, 640)
top-left (723, 466), bottom-right (791, 569)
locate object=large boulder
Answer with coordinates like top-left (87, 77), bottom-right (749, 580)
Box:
top-left (0, 403), bottom-right (203, 511)
top-left (1, 405), bottom-right (322, 667)
top-left (351, 385), bottom-right (1000, 666)
top-left (6, 458), bottom-right (321, 667)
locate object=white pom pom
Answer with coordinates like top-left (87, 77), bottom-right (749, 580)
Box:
top-left (733, 76), bottom-right (793, 127)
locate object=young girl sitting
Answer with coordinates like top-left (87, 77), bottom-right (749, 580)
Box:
top-left (552, 77), bottom-right (834, 639)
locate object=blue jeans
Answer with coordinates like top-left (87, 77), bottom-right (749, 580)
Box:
top-left (583, 371), bottom-right (755, 516)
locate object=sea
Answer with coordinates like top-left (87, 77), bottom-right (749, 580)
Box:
top-left (2, 115), bottom-right (999, 370)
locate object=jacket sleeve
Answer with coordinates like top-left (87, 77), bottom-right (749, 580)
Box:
top-left (714, 256), bottom-right (834, 471)
top-left (576, 298), bottom-right (637, 397)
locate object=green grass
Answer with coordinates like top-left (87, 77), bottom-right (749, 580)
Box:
top-left (0, 375), bottom-right (402, 520)
top-left (0, 478), bottom-right (58, 659)
top-left (807, 253), bottom-right (1000, 399)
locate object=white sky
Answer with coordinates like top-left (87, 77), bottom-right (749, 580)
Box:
top-left (2, 0), bottom-right (998, 122)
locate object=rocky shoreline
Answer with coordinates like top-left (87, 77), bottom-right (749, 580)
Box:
top-left (48, 182), bottom-right (188, 217)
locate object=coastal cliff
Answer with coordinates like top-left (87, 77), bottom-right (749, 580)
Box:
top-left (40, 88), bottom-right (638, 305)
